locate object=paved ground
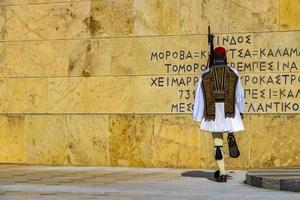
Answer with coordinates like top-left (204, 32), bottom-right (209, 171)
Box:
top-left (246, 168), bottom-right (300, 192)
top-left (0, 165), bottom-right (299, 200)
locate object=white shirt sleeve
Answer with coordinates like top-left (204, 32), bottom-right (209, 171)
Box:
top-left (231, 68), bottom-right (245, 113)
top-left (192, 74), bottom-right (205, 122)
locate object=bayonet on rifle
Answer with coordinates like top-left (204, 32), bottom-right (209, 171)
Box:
top-left (208, 26), bottom-right (215, 68)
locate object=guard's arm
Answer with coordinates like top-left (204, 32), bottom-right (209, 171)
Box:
top-left (232, 68), bottom-right (245, 117)
top-left (193, 75), bottom-right (205, 122)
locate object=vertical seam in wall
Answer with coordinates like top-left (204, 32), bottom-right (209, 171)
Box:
top-left (46, 74), bottom-right (49, 120)
top-left (87, 0), bottom-right (91, 115)
top-left (132, 73), bottom-right (135, 114)
top-left (109, 1), bottom-right (113, 76)
top-left (149, 114), bottom-right (154, 167)
top-left (278, 0), bottom-right (281, 31)
top-left (107, 114), bottom-right (111, 166)
top-left (22, 73), bottom-right (27, 164)
top-left (249, 115), bottom-right (252, 168)
top-left (3, 6), bottom-right (7, 40)
top-left (109, 39), bottom-right (112, 75)
top-left (151, 115), bottom-right (156, 166)
top-left (199, 126), bottom-right (202, 168)
top-left (179, 0), bottom-right (181, 35)
top-left (45, 40), bottom-right (49, 119)
top-left (200, 130), bottom-right (203, 168)
top-left (133, 0), bottom-right (136, 37)
top-left (107, 115), bottom-right (110, 166)
top-left (227, 0), bottom-right (230, 33)
top-left (89, 0), bottom-right (91, 40)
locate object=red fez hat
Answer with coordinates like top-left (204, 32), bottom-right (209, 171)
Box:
top-left (213, 47), bottom-right (226, 55)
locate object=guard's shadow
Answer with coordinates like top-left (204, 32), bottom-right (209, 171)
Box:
top-left (181, 171), bottom-right (233, 182)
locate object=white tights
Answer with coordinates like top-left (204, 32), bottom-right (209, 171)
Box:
top-left (212, 132), bottom-right (225, 175)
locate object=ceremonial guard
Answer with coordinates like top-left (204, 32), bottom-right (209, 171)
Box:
top-left (193, 46), bottom-right (245, 182)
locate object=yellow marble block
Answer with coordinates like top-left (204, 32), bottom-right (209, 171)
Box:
top-left (0, 42), bottom-right (28, 77)
top-left (214, 33), bottom-right (254, 71)
top-left (152, 115), bottom-right (202, 168)
top-left (2, 1), bottom-right (90, 40)
top-left (240, 72), bottom-right (300, 102)
top-left (111, 35), bottom-right (205, 75)
top-left (25, 115), bottom-right (68, 165)
top-left (48, 77), bottom-right (87, 113)
top-left (0, 79), bottom-right (7, 112)
top-left (177, 116), bottom-right (202, 168)
top-left (111, 37), bottom-right (159, 75)
top-left (109, 115), bottom-right (155, 167)
top-left (250, 115), bottom-right (300, 168)
top-left (156, 35), bottom-right (206, 75)
top-left (134, 115), bottom-right (155, 167)
top-left (181, 0), bottom-right (228, 34)
top-left (25, 115), bottom-right (110, 165)
top-left (0, 8), bottom-right (6, 40)
top-left (87, 39), bottom-right (112, 76)
top-left (64, 115), bottom-right (110, 166)
top-left (0, 0), bottom-right (86, 5)
top-left (280, 0), bottom-right (300, 30)
top-left (0, 115), bottom-right (26, 163)
top-left (109, 33), bottom-right (258, 76)
top-left (6, 78), bottom-right (48, 113)
top-left (0, 39), bottom-right (90, 77)
top-left (87, 76), bottom-right (133, 113)
top-left (91, 0), bottom-right (134, 37)
top-left (254, 31), bottom-right (300, 48)
top-left (133, 75), bottom-right (180, 113)
top-left (134, 0), bottom-right (180, 35)
top-left (28, 39), bottom-right (90, 77)
top-left (228, 0), bottom-right (279, 32)
top-left (253, 31), bottom-right (300, 68)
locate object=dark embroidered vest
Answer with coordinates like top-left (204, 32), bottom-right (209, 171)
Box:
top-left (201, 65), bottom-right (238, 120)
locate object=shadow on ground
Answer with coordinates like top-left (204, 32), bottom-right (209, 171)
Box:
top-left (181, 171), bottom-right (233, 182)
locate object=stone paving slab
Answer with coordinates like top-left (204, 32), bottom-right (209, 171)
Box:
top-left (0, 165), bottom-right (299, 199)
top-left (246, 167), bottom-right (300, 192)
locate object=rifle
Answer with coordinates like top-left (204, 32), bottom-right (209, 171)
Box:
top-left (207, 26), bottom-right (215, 68)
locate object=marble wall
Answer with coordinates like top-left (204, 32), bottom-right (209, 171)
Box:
top-left (0, 0), bottom-right (299, 168)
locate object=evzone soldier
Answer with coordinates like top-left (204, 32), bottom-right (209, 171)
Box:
top-left (193, 47), bottom-right (245, 182)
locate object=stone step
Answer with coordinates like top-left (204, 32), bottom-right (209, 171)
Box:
top-left (245, 167), bottom-right (300, 192)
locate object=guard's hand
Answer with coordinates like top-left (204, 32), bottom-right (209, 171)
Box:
top-left (240, 113), bottom-right (244, 119)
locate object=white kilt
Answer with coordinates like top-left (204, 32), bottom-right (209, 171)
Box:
top-left (200, 102), bottom-right (244, 133)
